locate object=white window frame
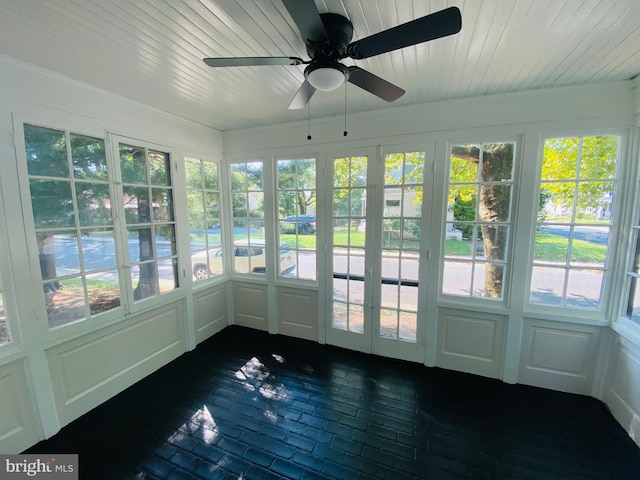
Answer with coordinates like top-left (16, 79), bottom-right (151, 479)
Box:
top-left (184, 156), bottom-right (225, 283)
top-left (111, 135), bottom-right (181, 309)
top-left (227, 160), bottom-right (268, 277)
top-left (439, 138), bottom-right (520, 304)
top-left (12, 117), bottom-right (184, 340)
top-left (275, 156), bottom-right (318, 282)
top-left (617, 126), bottom-right (640, 326)
top-left (526, 131), bottom-right (623, 317)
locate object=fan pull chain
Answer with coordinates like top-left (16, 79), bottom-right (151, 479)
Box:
top-left (343, 82), bottom-right (348, 137)
top-left (307, 83), bottom-right (312, 140)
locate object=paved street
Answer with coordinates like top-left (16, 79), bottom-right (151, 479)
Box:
top-left (49, 225), bottom-right (606, 310)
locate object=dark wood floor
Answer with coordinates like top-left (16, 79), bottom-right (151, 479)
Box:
top-left (26, 326), bottom-right (640, 479)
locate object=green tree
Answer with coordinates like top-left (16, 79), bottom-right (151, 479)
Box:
top-left (277, 159), bottom-right (316, 216)
top-left (333, 156), bottom-right (367, 217)
top-left (541, 136), bottom-right (617, 213)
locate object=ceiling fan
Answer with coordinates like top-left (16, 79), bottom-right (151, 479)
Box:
top-left (203, 0), bottom-right (461, 110)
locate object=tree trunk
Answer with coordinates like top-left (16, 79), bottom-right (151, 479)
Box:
top-left (38, 234), bottom-right (61, 294)
top-left (133, 195), bottom-right (158, 300)
top-left (479, 143), bottom-right (513, 298)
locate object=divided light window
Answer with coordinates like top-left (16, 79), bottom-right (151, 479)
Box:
top-left (230, 162), bottom-right (265, 274)
top-left (379, 151), bottom-right (424, 341)
top-left (442, 142), bottom-right (516, 300)
top-left (277, 158), bottom-right (316, 280)
top-left (24, 124), bottom-right (121, 327)
top-left (529, 135), bottom-right (618, 310)
top-left (185, 158), bottom-right (222, 281)
top-left (119, 144), bottom-right (178, 301)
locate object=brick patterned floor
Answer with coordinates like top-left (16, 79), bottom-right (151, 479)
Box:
top-left (26, 326), bottom-right (640, 479)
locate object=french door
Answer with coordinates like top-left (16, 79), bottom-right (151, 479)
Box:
top-left (324, 145), bottom-right (434, 362)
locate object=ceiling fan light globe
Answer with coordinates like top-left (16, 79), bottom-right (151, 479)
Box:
top-left (307, 66), bottom-right (345, 91)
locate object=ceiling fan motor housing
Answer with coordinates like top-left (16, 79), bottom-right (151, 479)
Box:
top-left (306, 13), bottom-right (354, 61)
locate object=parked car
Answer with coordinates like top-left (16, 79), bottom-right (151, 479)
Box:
top-left (192, 239), bottom-right (295, 279)
top-left (283, 215), bottom-right (316, 234)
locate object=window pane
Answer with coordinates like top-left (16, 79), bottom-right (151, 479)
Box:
top-left (530, 266), bottom-right (565, 306)
top-left (185, 158), bottom-right (202, 189)
top-left (127, 227), bottom-right (152, 263)
top-left (380, 309), bottom-right (398, 338)
top-left (570, 226), bottom-right (608, 267)
top-left (156, 225), bottom-right (176, 258)
top-left (24, 125), bottom-right (68, 177)
top-left (480, 143), bottom-right (514, 182)
top-left (119, 144), bottom-right (147, 184)
top-left (541, 137), bottom-right (578, 180)
top-left (566, 268), bottom-right (603, 309)
top-left (442, 261), bottom-right (472, 296)
top-left (481, 225), bottom-right (509, 261)
top-left (399, 311), bottom-right (417, 342)
top-left (188, 191), bottom-right (205, 220)
top-left (80, 229), bottom-right (117, 270)
top-left (149, 150), bottom-right (171, 186)
top-left (158, 258), bottom-right (178, 293)
top-left (202, 162), bottom-right (218, 189)
top-left (30, 180), bottom-right (75, 228)
top-left (579, 136), bottom-right (618, 179)
top-left (576, 181), bottom-right (614, 224)
top-left (46, 276), bottom-right (86, 327)
top-left (152, 188), bottom-right (174, 221)
top-left (86, 270), bottom-right (121, 316)
top-left (131, 263), bottom-right (158, 301)
top-left (39, 232), bottom-right (81, 277)
top-left (535, 226), bottom-right (569, 263)
top-left (75, 182), bottom-right (112, 226)
top-left (123, 186), bottom-right (150, 224)
top-left (71, 134), bottom-right (108, 181)
top-left (449, 148), bottom-right (478, 182)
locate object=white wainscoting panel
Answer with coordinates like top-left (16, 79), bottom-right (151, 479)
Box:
top-left (436, 309), bottom-right (506, 379)
top-left (47, 301), bottom-right (186, 426)
top-left (604, 336), bottom-right (640, 447)
top-left (277, 287), bottom-right (318, 341)
top-left (0, 359), bottom-right (41, 453)
top-left (194, 284), bottom-right (228, 344)
top-left (232, 282), bottom-right (268, 331)
top-left (519, 319), bottom-right (602, 394)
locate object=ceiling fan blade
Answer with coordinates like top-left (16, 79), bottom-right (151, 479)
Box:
top-left (288, 80), bottom-right (316, 109)
top-left (281, 0), bottom-right (328, 42)
top-left (348, 6), bottom-right (461, 59)
top-left (347, 67), bottom-right (405, 102)
top-left (203, 57), bottom-right (304, 67)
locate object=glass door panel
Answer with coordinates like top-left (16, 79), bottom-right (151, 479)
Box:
top-left (373, 150), bottom-right (428, 362)
top-left (326, 154), bottom-right (373, 352)
top-left (324, 147), bottom-right (431, 360)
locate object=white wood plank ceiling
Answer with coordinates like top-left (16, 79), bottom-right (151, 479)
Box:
top-left (1, 0), bottom-right (639, 132)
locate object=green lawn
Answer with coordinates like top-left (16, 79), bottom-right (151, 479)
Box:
top-left (198, 229), bottom-right (606, 262)
top-left (534, 232), bottom-right (606, 263)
